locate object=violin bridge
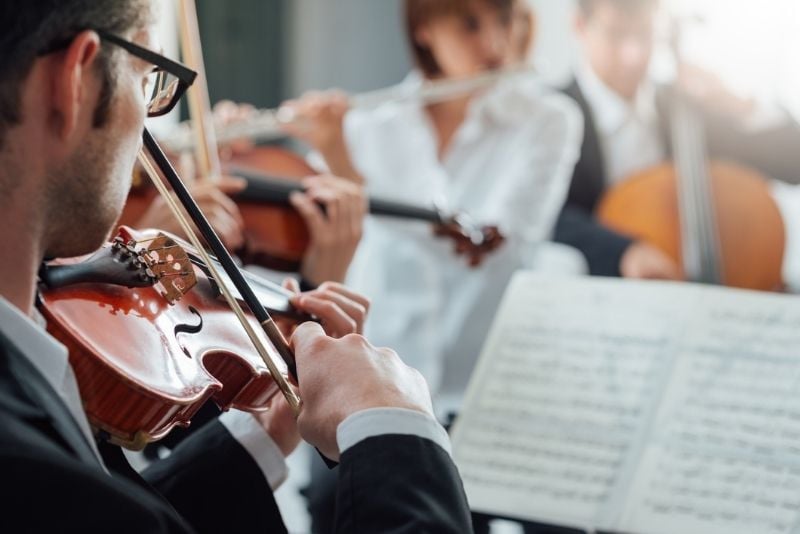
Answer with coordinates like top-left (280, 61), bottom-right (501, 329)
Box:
top-left (140, 234), bottom-right (198, 305)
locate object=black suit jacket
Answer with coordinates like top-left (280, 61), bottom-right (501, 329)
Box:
top-left (0, 330), bottom-right (472, 533)
top-left (554, 79), bottom-right (800, 276)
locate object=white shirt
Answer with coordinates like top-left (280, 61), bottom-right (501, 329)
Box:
top-left (576, 61), bottom-right (666, 185)
top-left (0, 297), bottom-right (451, 489)
top-left (576, 63), bottom-right (800, 289)
top-left (328, 73), bottom-right (582, 415)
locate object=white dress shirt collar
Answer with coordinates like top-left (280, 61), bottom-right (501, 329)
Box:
top-left (576, 60), bottom-right (659, 137)
top-left (575, 61), bottom-right (665, 185)
top-left (0, 296), bottom-right (107, 470)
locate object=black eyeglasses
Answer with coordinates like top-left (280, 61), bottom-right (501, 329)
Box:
top-left (95, 30), bottom-right (197, 118)
top-left (39, 30), bottom-right (197, 118)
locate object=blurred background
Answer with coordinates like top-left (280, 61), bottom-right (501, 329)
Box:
top-left (152, 0), bottom-right (800, 117)
top-left (152, 0), bottom-right (800, 118)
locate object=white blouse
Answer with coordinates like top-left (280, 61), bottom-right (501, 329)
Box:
top-left (322, 74), bottom-right (583, 415)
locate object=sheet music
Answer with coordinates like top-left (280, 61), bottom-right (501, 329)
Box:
top-left (451, 273), bottom-right (800, 534)
top-left (619, 289), bottom-right (800, 534)
top-left (451, 274), bottom-right (687, 531)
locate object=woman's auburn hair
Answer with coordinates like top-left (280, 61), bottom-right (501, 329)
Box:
top-left (404, 0), bottom-right (515, 77)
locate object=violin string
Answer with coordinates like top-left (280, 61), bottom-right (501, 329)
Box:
top-left (136, 148), bottom-right (302, 415)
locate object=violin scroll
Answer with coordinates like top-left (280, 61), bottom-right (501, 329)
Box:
top-left (434, 215), bottom-right (506, 267)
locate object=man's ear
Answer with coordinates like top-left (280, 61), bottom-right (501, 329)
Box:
top-left (50, 30), bottom-right (102, 140)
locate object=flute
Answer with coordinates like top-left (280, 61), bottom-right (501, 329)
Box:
top-left (161, 64), bottom-right (536, 153)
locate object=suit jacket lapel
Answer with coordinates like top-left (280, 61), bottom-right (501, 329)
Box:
top-left (0, 333), bottom-right (102, 468)
top-left (564, 80), bottom-right (610, 211)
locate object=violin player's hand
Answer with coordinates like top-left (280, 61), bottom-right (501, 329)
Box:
top-left (136, 177), bottom-right (247, 251)
top-left (280, 92), bottom-right (364, 184)
top-left (291, 175), bottom-right (367, 285)
top-left (277, 278), bottom-right (370, 339)
top-left (290, 322), bottom-right (435, 461)
top-left (620, 241), bottom-right (682, 281)
top-left (291, 282), bottom-right (370, 338)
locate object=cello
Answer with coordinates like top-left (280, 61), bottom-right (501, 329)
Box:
top-left (596, 22), bottom-right (784, 291)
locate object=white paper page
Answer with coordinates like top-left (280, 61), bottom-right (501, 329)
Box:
top-left (451, 274), bottom-right (689, 531)
top-left (619, 287), bottom-right (800, 534)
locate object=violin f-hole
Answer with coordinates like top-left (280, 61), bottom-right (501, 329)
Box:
top-left (174, 306), bottom-right (204, 358)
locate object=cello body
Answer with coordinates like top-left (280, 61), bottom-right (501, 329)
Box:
top-left (598, 160), bottom-right (785, 291)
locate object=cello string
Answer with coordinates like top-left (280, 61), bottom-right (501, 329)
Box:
top-left (674, 95), bottom-right (696, 279)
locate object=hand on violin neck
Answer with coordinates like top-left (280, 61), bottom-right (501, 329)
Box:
top-left (290, 281), bottom-right (370, 338)
top-left (292, 175), bottom-right (366, 285)
top-left (620, 241), bottom-right (682, 281)
top-left (136, 176), bottom-right (247, 251)
top-left (290, 322), bottom-right (435, 461)
top-left (275, 278), bottom-right (370, 339)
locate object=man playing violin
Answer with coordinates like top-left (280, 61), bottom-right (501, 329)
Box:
top-left (0, 1), bottom-right (471, 532)
top-left (555, 0), bottom-right (800, 280)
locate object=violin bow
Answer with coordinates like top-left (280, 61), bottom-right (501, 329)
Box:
top-left (138, 128), bottom-right (302, 415)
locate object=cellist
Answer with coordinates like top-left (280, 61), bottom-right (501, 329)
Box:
top-left (555, 0), bottom-right (800, 280)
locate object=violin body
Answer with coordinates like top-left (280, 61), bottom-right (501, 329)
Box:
top-left (38, 227), bottom-right (297, 449)
top-left (119, 147), bottom-right (312, 272)
top-left (227, 146), bottom-right (506, 268)
top-left (226, 146), bottom-right (313, 270)
top-left (598, 160), bottom-right (785, 291)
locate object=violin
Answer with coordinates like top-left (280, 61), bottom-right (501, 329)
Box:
top-left (38, 226), bottom-right (305, 449)
top-left (230, 155), bottom-right (505, 270)
top-left (597, 21), bottom-right (784, 291)
top-left (122, 148), bottom-right (505, 272)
